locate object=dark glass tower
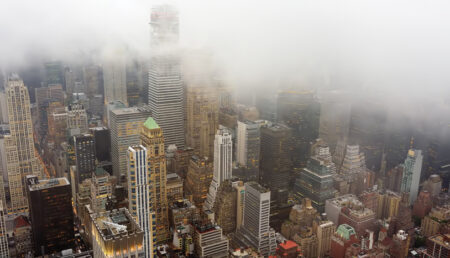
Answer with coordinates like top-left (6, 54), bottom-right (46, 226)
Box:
top-left (73, 134), bottom-right (96, 185)
top-left (26, 176), bottom-right (74, 256)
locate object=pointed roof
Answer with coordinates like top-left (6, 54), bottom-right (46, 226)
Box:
top-left (143, 117), bottom-right (159, 130)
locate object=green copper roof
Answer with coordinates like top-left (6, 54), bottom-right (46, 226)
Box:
top-left (336, 224), bottom-right (356, 240)
top-left (143, 117), bottom-right (159, 129)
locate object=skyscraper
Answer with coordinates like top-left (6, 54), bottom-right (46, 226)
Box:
top-left (235, 182), bottom-right (277, 256)
top-left (140, 117), bottom-right (170, 244)
top-left (67, 103), bottom-right (88, 134)
top-left (103, 49), bottom-right (127, 106)
top-left (127, 145), bottom-right (156, 257)
top-left (401, 149), bottom-right (423, 204)
top-left (5, 75), bottom-right (41, 213)
top-left (186, 86), bottom-right (219, 158)
top-left (148, 4), bottom-right (185, 148)
top-left (277, 91), bottom-right (320, 169)
top-left (110, 106), bottom-right (151, 178)
top-left (237, 120), bottom-right (260, 170)
top-left (0, 201), bottom-right (9, 257)
top-left (259, 123), bottom-right (292, 203)
top-left (26, 176), bottom-right (73, 256)
top-left (91, 127), bottom-right (111, 162)
top-left (73, 134), bottom-right (96, 189)
top-left (185, 156), bottom-right (213, 208)
top-left (293, 149), bottom-right (337, 212)
top-left (204, 127), bottom-right (233, 211)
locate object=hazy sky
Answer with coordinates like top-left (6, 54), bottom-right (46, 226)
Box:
top-left (2, 0), bottom-right (450, 99)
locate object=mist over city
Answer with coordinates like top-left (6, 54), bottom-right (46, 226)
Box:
top-left (0, 0), bottom-right (449, 257)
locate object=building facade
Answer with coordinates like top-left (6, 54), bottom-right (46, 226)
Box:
top-left (401, 149), bottom-right (423, 204)
top-left (140, 117), bottom-right (170, 244)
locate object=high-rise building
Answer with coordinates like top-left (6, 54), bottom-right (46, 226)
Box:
top-left (5, 75), bottom-right (41, 213)
top-left (186, 86), bottom-right (219, 158)
top-left (67, 103), bottom-right (88, 134)
top-left (277, 91), bottom-right (320, 169)
top-left (236, 120), bottom-right (260, 175)
top-left (193, 219), bottom-right (229, 257)
top-left (148, 5), bottom-right (185, 149)
top-left (204, 127), bottom-right (233, 211)
top-left (110, 106), bottom-right (151, 178)
top-left (166, 173), bottom-right (183, 205)
top-left (337, 144), bottom-right (370, 195)
top-left (90, 167), bottom-right (114, 213)
top-left (83, 65), bottom-right (102, 98)
top-left (259, 123), bottom-right (292, 203)
top-left (91, 127), bottom-right (111, 162)
top-left (293, 148), bottom-right (336, 212)
top-left (421, 205), bottom-right (450, 237)
top-left (0, 92), bottom-right (9, 124)
top-left (90, 208), bottom-right (144, 258)
top-left (422, 234), bottom-right (450, 258)
top-left (26, 176), bottom-right (73, 256)
top-left (44, 61), bottom-right (64, 86)
top-left (185, 156), bottom-right (213, 208)
top-left (103, 50), bottom-right (127, 106)
top-left (316, 220), bottom-right (335, 258)
top-left (412, 190), bottom-right (433, 218)
top-left (127, 145), bottom-right (156, 257)
top-left (213, 180), bottom-right (237, 234)
top-left (73, 134), bottom-right (96, 189)
top-left (235, 182), bottom-right (277, 256)
top-left (330, 224), bottom-right (359, 258)
top-left (0, 201), bottom-right (9, 257)
top-left (140, 117), bottom-right (170, 244)
top-left (401, 149), bottom-right (423, 204)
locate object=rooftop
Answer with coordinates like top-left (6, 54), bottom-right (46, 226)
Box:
top-left (336, 224), bottom-right (356, 240)
top-left (91, 208), bottom-right (143, 241)
top-left (143, 117), bottom-right (159, 129)
top-left (28, 177), bottom-right (70, 191)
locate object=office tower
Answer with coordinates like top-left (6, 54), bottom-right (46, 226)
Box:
top-left (236, 182), bottom-right (277, 256)
top-left (148, 5), bottom-right (184, 148)
top-left (377, 190), bottom-right (401, 220)
top-left (317, 220), bottom-right (335, 258)
top-left (5, 76), bottom-right (41, 213)
top-left (0, 92), bottom-right (8, 123)
top-left (421, 205), bottom-right (450, 237)
top-left (45, 61), bottom-right (63, 85)
top-left (204, 127), bottom-right (233, 211)
top-left (35, 84), bottom-right (64, 107)
top-left (83, 65), bottom-right (102, 98)
top-left (104, 100), bottom-right (126, 127)
top-left (73, 134), bottom-right (96, 188)
top-left (336, 144), bottom-right (370, 195)
top-left (26, 176), bottom-right (73, 256)
top-left (90, 208), bottom-right (144, 258)
top-left (91, 167), bottom-right (114, 212)
top-left (388, 192), bottom-right (415, 236)
top-left (166, 173), bottom-right (183, 205)
top-left (385, 165), bottom-right (404, 193)
top-left (89, 94), bottom-right (104, 117)
top-left (193, 219), bottom-right (229, 258)
top-left (233, 181), bottom-right (245, 230)
top-left (0, 201), bottom-right (8, 257)
top-left (237, 120), bottom-right (260, 170)
top-left (140, 117), bottom-right (170, 244)
top-left (293, 148), bottom-right (337, 212)
top-left (277, 91), bottom-right (320, 169)
top-left (330, 224), bottom-right (359, 258)
top-left (127, 145), bottom-right (156, 257)
top-left (213, 180), bottom-right (237, 234)
top-left (390, 230), bottom-right (411, 258)
top-left (67, 103), bottom-right (88, 134)
top-left (186, 86), bottom-right (219, 158)
top-left (110, 106), bottom-right (151, 178)
top-left (401, 149), bottom-right (423, 204)
top-left (103, 50), bottom-right (127, 106)
top-left (259, 123), bottom-right (292, 203)
top-left (318, 91), bottom-right (351, 151)
top-left (126, 61), bottom-right (142, 107)
top-left (412, 190), bottom-right (433, 218)
top-left (185, 156), bottom-right (213, 208)
top-left (91, 127), bottom-right (111, 162)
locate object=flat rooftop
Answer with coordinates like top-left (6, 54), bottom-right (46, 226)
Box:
top-left (28, 177), bottom-right (69, 191)
top-left (91, 208), bottom-right (142, 241)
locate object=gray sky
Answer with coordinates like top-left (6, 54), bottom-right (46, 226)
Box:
top-left (1, 0), bottom-right (450, 99)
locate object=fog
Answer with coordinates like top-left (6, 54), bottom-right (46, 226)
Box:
top-left (2, 0), bottom-right (450, 101)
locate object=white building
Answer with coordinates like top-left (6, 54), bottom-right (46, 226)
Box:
top-left (127, 145), bottom-right (156, 257)
top-left (236, 120), bottom-right (260, 169)
top-left (103, 49), bottom-right (128, 106)
top-left (204, 127), bottom-right (233, 211)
